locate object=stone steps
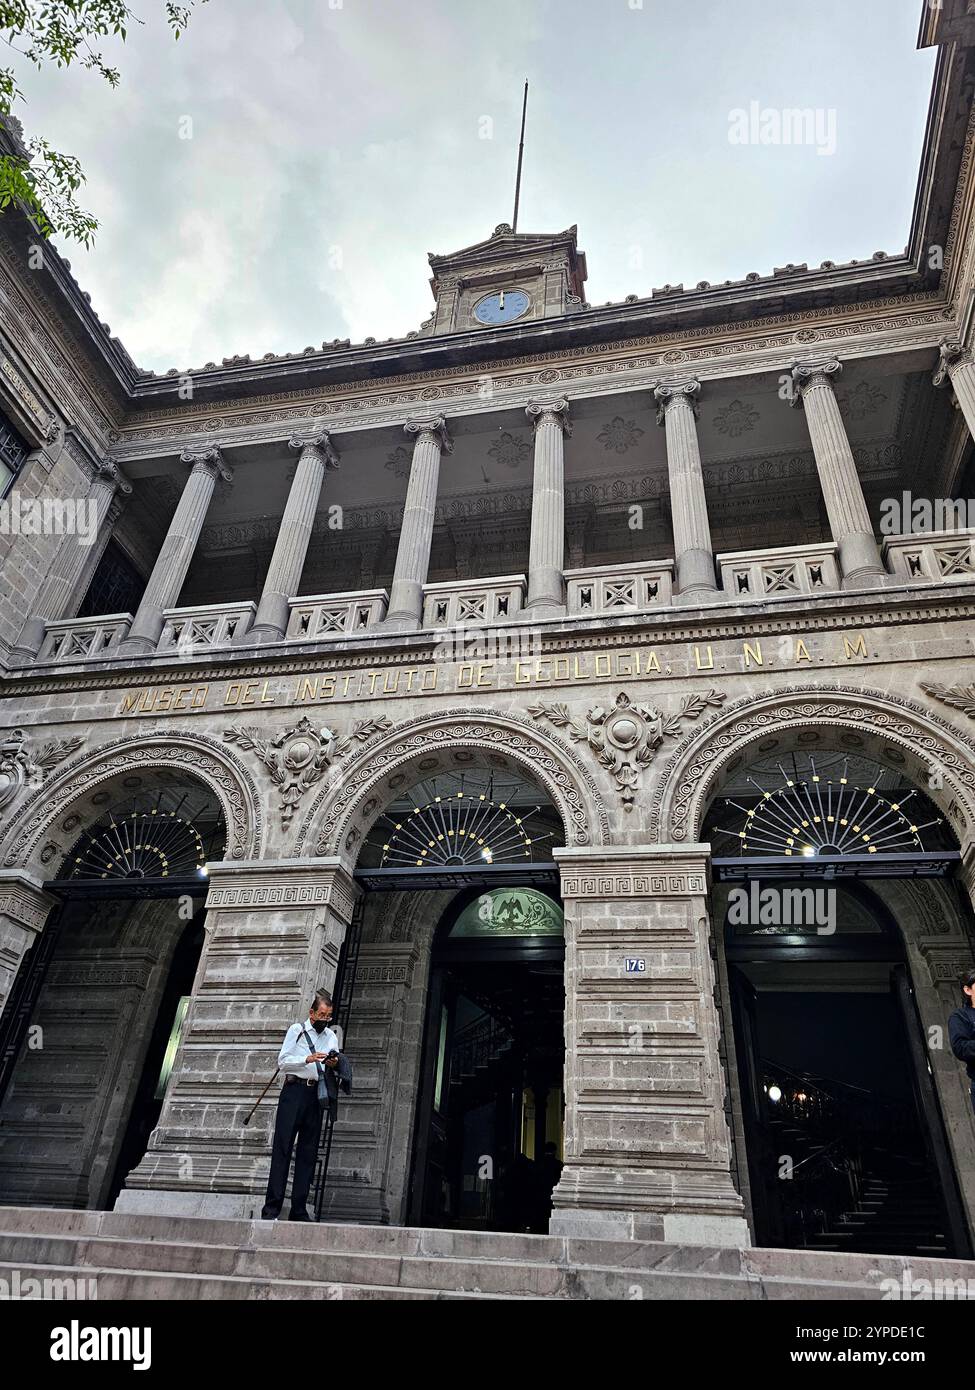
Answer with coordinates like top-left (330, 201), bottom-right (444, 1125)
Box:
top-left (1, 1206), bottom-right (973, 1300)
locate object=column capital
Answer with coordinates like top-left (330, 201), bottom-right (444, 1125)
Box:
top-left (179, 445), bottom-right (233, 483)
top-left (404, 413), bottom-right (453, 453)
top-left (526, 394), bottom-right (572, 435)
top-left (94, 459), bottom-right (133, 496)
top-left (934, 338), bottom-right (972, 390)
top-left (289, 428), bottom-right (340, 469)
top-left (790, 356), bottom-right (842, 407)
top-left (653, 377), bottom-right (700, 424)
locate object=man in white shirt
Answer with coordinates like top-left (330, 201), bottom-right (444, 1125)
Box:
top-left (260, 989), bottom-right (341, 1222)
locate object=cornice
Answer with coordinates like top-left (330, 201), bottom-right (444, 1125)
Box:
top-left (108, 302), bottom-right (953, 461)
top-left (4, 584), bottom-right (975, 700)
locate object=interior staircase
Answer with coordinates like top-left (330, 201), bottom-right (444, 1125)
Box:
top-left (1, 1205), bottom-right (973, 1300)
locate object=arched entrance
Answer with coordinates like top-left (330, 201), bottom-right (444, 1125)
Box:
top-left (409, 885), bottom-right (565, 1232)
top-left (0, 774), bottom-right (226, 1209)
top-left (310, 735), bottom-right (575, 1228)
top-left (701, 744), bottom-right (974, 1258)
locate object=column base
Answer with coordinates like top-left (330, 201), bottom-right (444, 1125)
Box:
top-left (675, 584), bottom-right (720, 607)
top-left (241, 623), bottom-right (286, 648)
top-left (117, 635), bottom-right (159, 656)
top-left (548, 1205), bottom-right (751, 1247)
top-left (838, 533), bottom-right (889, 590)
top-left (523, 601), bottom-right (566, 620)
top-left (378, 614), bottom-right (422, 633)
top-left (114, 1187), bottom-right (265, 1220)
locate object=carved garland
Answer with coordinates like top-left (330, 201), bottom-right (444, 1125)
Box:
top-left (297, 709), bottom-right (610, 858)
top-left (652, 685), bottom-right (975, 845)
top-left (0, 734), bottom-right (263, 869)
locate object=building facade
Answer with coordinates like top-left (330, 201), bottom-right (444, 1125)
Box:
top-left (2, 2), bottom-right (975, 1259)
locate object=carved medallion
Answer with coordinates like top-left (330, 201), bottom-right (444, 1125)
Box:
top-left (528, 690), bottom-right (725, 810)
top-left (224, 715), bottom-right (392, 827)
top-left (0, 729), bottom-right (85, 814)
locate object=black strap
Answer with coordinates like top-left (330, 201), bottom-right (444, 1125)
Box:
top-left (300, 1025), bottom-right (327, 1087)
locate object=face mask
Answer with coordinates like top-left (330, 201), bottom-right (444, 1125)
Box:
top-left (312, 1017), bottom-right (330, 1034)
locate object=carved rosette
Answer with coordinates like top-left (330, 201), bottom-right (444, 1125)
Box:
top-left (528, 690), bottom-right (726, 810)
top-left (0, 730), bottom-right (85, 815)
top-left (224, 715), bottom-right (393, 828)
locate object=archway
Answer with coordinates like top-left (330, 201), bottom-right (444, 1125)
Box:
top-left (698, 737), bottom-right (974, 1258)
top-left (0, 771), bottom-right (226, 1210)
top-left (307, 724), bottom-right (583, 1228)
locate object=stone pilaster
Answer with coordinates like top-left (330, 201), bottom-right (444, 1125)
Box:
top-left (12, 461), bottom-right (132, 658)
top-left (525, 396), bottom-right (570, 616)
top-left (0, 870), bottom-right (57, 1024)
top-left (249, 430), bottom-right (340, 644)
top-left (383, 415), bottom-right (452, 632)
top-left (114, 858), bottom-right (359, 1219)
top-left (549, 845), bottom-right (749, 1246)
top-left (120, 447), bottom-right (233, 655)
top-left (791, 357), bottom-right (886, 587)
top-left (654, 379), bottom-right (719, 602)
top-left (934, 339), bottom-right (975, 443)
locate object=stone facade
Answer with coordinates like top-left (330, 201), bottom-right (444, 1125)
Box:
top-left (2, 4), bottom-right (975, 1252)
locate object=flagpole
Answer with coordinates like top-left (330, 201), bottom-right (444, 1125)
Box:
top-left (512, 79), bottom-right (529, 232)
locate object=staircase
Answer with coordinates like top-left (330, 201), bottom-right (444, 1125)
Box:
top-left (1, 1206), bottom-right (973, 1300)
top-left (806, 1160), bottom-right (949, 1257)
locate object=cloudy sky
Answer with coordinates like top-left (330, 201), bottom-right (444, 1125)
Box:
top-left (9, 0), bottom-right (935, 374)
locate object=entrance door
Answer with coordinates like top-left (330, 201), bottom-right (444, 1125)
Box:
top-left (726, 883), bottom-right (971, 1258)
top-left (409, 887), bottom-right (565, 1232)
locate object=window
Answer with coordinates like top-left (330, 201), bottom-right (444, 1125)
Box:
top-left (0, 411), bottom-right (30, 498)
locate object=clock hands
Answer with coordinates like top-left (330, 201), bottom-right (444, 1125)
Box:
top-left (499, 290), bottom-right (505, 311)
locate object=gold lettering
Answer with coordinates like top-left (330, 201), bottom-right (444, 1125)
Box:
top-left (421, 667), bottom-right (438, 691)
top-left (174, 687), bottom-right (191, 710)
top-left (157, 688), bottom-right (173, 712)
top-left (240, 681), bottom-right (258, 706)
top-left (743, 641), bottom-right (763, 667)
top-left (119, 692), bottom-right (140, 714)
top-left (192, 686), bottom-right (209, 708)
top-left (794, 639), bottom-right (811, 663)
top-left (224, 683), bottom-right (242, 706)
top-left (475, 662), bottom-right (495, 687)
top-left (643, 651), bottom-right (661, 673)
top-left (365, 672), bottom-right (380, 695)
top-left (259, 680), bottom-right (274, 703)
top-left (694, 645), bottom-right (714, 670)
top-left (554, 657), bottom-right (570, 681)
top-left (514, 660), bottom-right (531, 684)
top-left (595, 654), bottom-right (611, 677)
top-left (341, 674), bottom-right (354, 696)
top-left (843, 634), bottom-right (868, 660)
top-left (617, 653), bottom-right (633, 676)
top-left (458, 664), bottom-right (475, 688)
top-left (320, 675), bottom-right (336, 700)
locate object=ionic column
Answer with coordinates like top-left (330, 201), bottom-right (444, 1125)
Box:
top-left (383, 415), bottom-right (452, 631)
top-left (653, 379), bottom-right (718, 601)
top-left (120, 446), bottom-right (233, 654)
top-left (249, 430), bottom-right (340, 644)
top-left (791, 358), bottom-right (886, 587)
top-left (11, 460), bottom-right (132, 657)
top-left (934, 339), bottom-right (975, 441)
top-left (525, 396), bottom-right (570, 616)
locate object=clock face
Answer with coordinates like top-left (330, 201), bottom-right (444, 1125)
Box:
top-left (472, 288), bottom-right (531, 326)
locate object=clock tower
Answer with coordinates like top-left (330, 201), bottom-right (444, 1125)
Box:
top-left (419, 223), bottom-right (588, 336)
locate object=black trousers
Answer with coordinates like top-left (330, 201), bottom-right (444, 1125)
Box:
top-left (261, 1080), bottom-right (325, 1219)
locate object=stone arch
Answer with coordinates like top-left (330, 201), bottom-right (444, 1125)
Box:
top-left (652, 684), bottom-right (975, 847)
top-left (297, 706), bottom-right (610, 863)
top-left (0, 731), bottom-right (264, 878)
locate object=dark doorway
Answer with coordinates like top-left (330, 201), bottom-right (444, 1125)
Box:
top-left (409, 887), bottom-right (565, 1232)
top-left (726, 882), bottom-right (971, 1258)
top-left (106, 912), bottom-right (205, 1208)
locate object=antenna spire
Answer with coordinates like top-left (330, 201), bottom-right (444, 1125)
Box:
top-left (512, 79), bottom-right (529, 233)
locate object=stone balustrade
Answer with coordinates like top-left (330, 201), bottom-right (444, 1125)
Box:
top-left (883, 528), bottom-right (975, 583)
top-left (422, 575), bottom-right (526, 628)
top-left (286, 589), bottom-right (388, 641)
top-left (158, 601), bottom-right (256, 653)
top-left (717, 542), bottom-right (841, 601)
top-left (564, 560), bottom-right (675, 616)
top-left (37, 613), bottom-right (132, 663)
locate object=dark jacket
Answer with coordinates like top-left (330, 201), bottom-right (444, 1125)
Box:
top-left (948, 1005), bottom-right (975, 1081)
